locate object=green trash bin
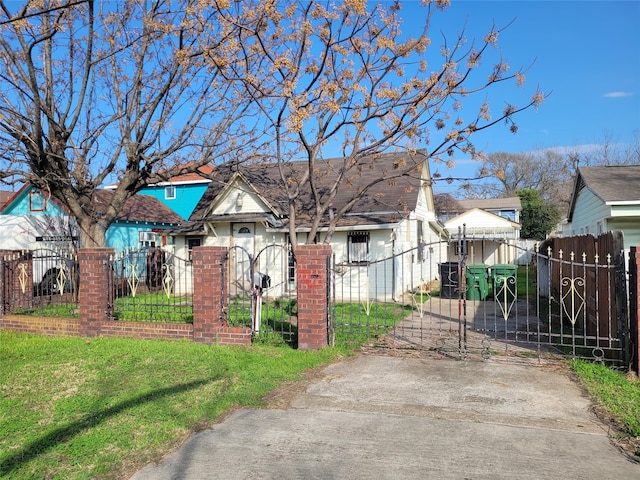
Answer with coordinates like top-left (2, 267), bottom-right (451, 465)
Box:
top-left (491, 264), bottom-right (517, 303)
top-left (465, 264), bottom-right (489, 300)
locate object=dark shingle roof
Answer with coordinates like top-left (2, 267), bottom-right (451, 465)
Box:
top-left (190, 152), bottom-right (427, 229)
top-left (93, 190), bottom-right (184, 224)
top-left (577, 165), bottom-right (640, 203)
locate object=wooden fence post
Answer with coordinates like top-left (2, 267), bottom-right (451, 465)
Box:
top-left (628, 247), bottom-right (640, 376)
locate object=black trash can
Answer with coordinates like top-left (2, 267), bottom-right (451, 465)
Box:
top-left (439, 262), bottom-right (459, 299)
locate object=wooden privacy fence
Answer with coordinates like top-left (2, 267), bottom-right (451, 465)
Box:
top-left (538, 232), bottom-right (630, 367)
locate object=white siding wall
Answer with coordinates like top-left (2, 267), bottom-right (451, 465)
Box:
top-left (570, 188), bottom-right (611, 236)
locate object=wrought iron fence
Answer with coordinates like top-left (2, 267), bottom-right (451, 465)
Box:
top-left (109, 247), bottom-right (193, 324)
top-left (1, 247), bottom-right (79, 317)
top-left (225, 243), bottom-right (297, 345)
top-left (328, 233), bottom-right (631, 368)
top-left (329, 240), bottom-right (446, 348)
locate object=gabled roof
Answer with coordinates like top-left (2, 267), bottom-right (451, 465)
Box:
top-left (567, 165), bottom-right (640, 221)
top-left (444, 207), bottom-right (520, 228)
top-left (0, 183), bottom-right (69, 215)
top-left (188, 151), bottom-right (430, 231)
top-left (93, 190), bottom-right (184, 224)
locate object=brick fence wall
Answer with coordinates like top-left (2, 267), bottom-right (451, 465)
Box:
top-left (3, 244), bottom-right (636, 372)
top-left (0, 245), bottom-right (331, 350)
top-left (1, 246), bottom-right (252, 346)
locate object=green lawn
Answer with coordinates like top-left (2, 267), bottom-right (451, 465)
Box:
top-left (2, 329), bottom-right (638, 479)
top-left (0, 331), bottom-right (349, 479)
top-left (570, 359), bottom-right (640, 460)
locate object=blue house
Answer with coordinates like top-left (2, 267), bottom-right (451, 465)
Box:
top-left (104, 163), bottom-right (213, 221)
top-left (0, 184), bottom-right (184, 251)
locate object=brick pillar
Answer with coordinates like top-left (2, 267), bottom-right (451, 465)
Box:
top-left (78, 248), bottom-right (113, 337)
top-left (629, 247), bottom-right (640, 376)
top-left (192, 246), bottom-right (227, 344)
top-left (296, 244), bottom-right (331, 350)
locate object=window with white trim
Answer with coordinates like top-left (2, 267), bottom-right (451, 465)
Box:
top-left (347, 231), bottom-right (369, 264)
top-left (165, 185), bottom-right (176, 199)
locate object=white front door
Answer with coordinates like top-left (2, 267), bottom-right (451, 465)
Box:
top-left (232, 223), bottom-right (255, 291)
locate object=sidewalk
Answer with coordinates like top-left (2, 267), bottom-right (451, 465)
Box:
top-left (130, 353), bottom-right (639, 479)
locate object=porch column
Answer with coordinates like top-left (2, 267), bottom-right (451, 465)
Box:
top-left (629, 247), bottom-right (640, 376)
top-left (296, 244), bottom-right (331, 350)
top-left (78, 248), bottom-right (113, 337)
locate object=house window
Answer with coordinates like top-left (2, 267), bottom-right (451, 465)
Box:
top-left (499, 210), bottom-right (516, 222)
top-left (417, 220), bottom-right (425, 262)
top-left (285, 234), bottom-right (296, 288)
top-left (29, 192), bottom-right (46, 212)
top-left (187, 237), bottom-right (202, 261)
top-left (348, 231), bottom-right (369, 264)
top-left (165, 185), bottom-right (176, 200)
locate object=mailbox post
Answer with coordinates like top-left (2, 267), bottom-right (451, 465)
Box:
top-left (251, 272), bottom-right (271, 335)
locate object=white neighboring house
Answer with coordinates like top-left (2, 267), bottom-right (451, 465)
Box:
top-left (443, 208), bottom-right (521, 264)
top-left (169, 151), bottom-right (449, 300)
top-left (0, 214), bottom-right (74, 251)
top-left (440, 197), bottom-right (522, 264)
top-left (563, 165), bottom-right (640, 240)
top-left (564, 165), bottom-right (640, 255)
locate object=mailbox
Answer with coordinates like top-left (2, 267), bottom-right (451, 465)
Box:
top-left (253, 272), bottom-right (271, 289)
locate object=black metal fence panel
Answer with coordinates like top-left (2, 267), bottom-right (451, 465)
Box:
top-left (1, 247), bottom-right (79, 317)
top-left (109, 247), bottom-right (194, 324)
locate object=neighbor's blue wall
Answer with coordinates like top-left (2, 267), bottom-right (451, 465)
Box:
top-left (138, 183), bottom-right (209, 220)
top-left (1, 188), bottom-right (66, 216)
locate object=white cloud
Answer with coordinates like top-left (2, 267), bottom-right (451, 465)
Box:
top-left (603, 91), bottom-right (634, 98)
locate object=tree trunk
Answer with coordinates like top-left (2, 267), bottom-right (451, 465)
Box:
top-left (78, 219), bottom-right (107, 248)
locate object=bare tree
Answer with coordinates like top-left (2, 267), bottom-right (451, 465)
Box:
top-left (567, 130), bottom-right (640, 167)
top-left (0, 0), bottom-right (254, 247)
top-left (462, 151), bottom-right (573, 211)
top-left (219, 0), bottom-right (545, 246)
top-left (1, 0), bottom-right (546, 249)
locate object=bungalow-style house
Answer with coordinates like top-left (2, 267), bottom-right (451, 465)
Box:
top-left (169, 151), bottom-right (448, 299)
top-left (438, 197), bottom-right (522, 264)
top-left (565, 165), bottom-right (640, 252)
top-left (104, 163), bottom-right (213, 221)
top-left (0, 184), bottom-right (184, 251)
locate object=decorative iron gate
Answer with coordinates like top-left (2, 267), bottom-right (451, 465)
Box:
top-left (225, 243), bottom-right (297, 345)
top-left (328, 231), bottom-right (631, 368)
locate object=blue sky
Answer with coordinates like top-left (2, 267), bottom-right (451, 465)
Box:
top-left (396, 1), bottom-right (640, 193)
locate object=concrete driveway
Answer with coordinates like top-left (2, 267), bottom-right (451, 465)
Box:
top-left (130, 354), bottom-right (639, 479)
